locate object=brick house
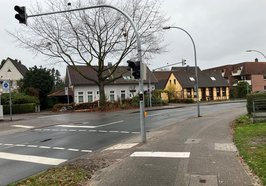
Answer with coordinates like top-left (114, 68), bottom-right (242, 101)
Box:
top-left (204, 59), bottom-right (266, 92)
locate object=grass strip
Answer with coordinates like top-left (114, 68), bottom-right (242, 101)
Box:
top-left (234, 115), bottom-right (266, 185)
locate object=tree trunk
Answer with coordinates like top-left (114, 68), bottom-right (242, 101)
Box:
top-left (98, 81), bottom-right (106, 109)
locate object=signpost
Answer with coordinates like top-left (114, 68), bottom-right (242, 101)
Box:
top-left (2, 81), bottom-right (12, 120)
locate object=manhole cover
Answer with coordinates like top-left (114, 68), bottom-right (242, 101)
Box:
top-left (189, 175), bottom-right (218, 186)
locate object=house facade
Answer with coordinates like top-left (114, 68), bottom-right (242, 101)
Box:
top-left (66, 65), bottom-right (157, 104)
top-left (154, 66), bottom-right (229, 101)
top-left (204, 59), bottom-right (266, 92)
top-left (0, 58), bottom-right (28, 91)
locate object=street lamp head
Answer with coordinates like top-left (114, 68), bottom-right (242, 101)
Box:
top-left (162, 26), bottom-right (171, 30)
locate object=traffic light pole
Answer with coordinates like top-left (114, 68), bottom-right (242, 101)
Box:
top-left (16, 4), bottom-right (147, 143)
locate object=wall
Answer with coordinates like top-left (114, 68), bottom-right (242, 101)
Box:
top-left (73, 84), bottom-right (154, 103)
top-left (251, 74), bottom-right (266, 92)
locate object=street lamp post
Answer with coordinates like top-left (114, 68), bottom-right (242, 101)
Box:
top-left (18, 4), bottom-right (146, 142)
top-left (163, 26), bottom-right (200, 117)
top-left (246, 50), bottom-right (266, 60)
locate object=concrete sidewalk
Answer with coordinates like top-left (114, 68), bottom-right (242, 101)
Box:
top-left (89, 104), bottom-right (258, 186)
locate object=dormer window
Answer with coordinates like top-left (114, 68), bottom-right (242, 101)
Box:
top-left (210, 77), bottom-right (216, 81)
top-left (189, 77), bottom-right (195, 81)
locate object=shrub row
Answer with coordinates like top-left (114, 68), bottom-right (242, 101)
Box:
top-left (3, 103), bottom-right (36, 114)
top-left (246, 92), bottom-right (266, 114)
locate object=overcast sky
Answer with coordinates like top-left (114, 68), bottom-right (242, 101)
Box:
top-left (1, 0), bottom-right (266, 76)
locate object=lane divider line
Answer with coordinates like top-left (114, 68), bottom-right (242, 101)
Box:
top-left (33, 129), bottom-right (140, 134)
top-left (0, 143), bottom-right (92, 153)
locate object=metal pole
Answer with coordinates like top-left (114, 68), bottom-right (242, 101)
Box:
top-left (149, 75), bottom-right (152, 108)
top-left (26, 4), bottom-right (146, 142)
top-left (9, 80), bottom-right (12, 121)
top-left (163, 26), bottom-right (200, 117)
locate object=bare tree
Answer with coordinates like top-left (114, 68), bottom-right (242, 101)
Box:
top-left (10, 0), bottom-right (168, 107)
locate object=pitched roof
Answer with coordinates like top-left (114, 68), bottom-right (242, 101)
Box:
top-left (48, 88), bottom-right (74, 97)
top-left (67, 65), bottom-right (157, 86)
top-left (204, 61), bottom-right (266, 77)
top-left (1, 57), bottom-right (28, 76)
top-left (172, 70), bottom-right (228, 88)
top-left (153, 71), bottom-right (171, 89)
top-left (153, 67), bottom-right (229, 90)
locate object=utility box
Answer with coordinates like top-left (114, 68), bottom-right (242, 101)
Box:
top-left (0, 105), bottom-right (3, 120)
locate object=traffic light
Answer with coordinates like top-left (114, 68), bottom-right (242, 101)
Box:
top-left (182, 59), bottom-right (186, 66)
top-left (127, 60), bottom-right (141, 79)
top-left (14, 5), bottom-right (27, 24)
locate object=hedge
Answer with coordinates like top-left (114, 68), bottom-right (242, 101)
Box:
top-left (3, 103), bottom-right (37, 114)
top-left (246, 92), bottom-right (266, 114)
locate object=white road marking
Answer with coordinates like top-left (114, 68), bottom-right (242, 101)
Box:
top-left (52, 147), bottom-right (65, 150)
top-left (78, 129), bottom-right (87, 132)
top-left (130, 151), bottom-right (190, 158)
top-left (56, 120), bottom-right (124, 129)
top-left (81, 150), bottom-right (92, 153)
top-left (68, 148), bottom-right (79, 152)
top-left (109, 131), bottom-right (119, 133)
top-left (104, 143), bottom-right (139, 151)
top-left (131, 132), bottom-right (140, 134)
top-left (12, 125), bottom-right (34, 129)
top-left (0, 144), bottom-right (92, 153)
top-left (38, 115), bottom-right (61, 119)
top-left (4, 144), bottom-right (14, 146)
top-left (39, 146), bottom-right (51, 149)
top-left (0, 152), bottom-right (66, 165)
top-left (98, 130), bottom-right (107, 133)
top-left (120, 131), bottom-right (130, 134)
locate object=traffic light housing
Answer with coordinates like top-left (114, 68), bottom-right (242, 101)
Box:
top-left (127, 60), bottom-right (141, 79)
top-left (14, 6), bottom-right (27, 24)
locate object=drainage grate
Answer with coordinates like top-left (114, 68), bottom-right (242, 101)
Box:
top-left (189, 175), bottom-right (218, 186)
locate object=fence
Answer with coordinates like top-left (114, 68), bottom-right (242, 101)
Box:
top-left (252, 99), bottom-right (266, 122)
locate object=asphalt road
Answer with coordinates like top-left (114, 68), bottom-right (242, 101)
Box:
top-left (0, 102), bottom-right (245, 185)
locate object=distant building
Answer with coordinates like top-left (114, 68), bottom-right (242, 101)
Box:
top-left (204, 58), bottom-right (266, 92)
top-left (65, 65), bottom-right (157, 104)
top-left (153, 66), bottom-right (229, 101)
top-left (0, 57), bottom-right (28, 91)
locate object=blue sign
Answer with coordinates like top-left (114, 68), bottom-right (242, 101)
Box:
top-left (2, 81), bottom-right (9, 90)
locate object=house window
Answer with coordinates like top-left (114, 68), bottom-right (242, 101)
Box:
top-left (121, 90), bottom-right (126, 100)
top-left (110, 90), bottom-right (115, 102)
top-left (222, 87), bottom-right (226, 96)
top-left (187, 88), bottom-right (192, 98)
top-left (87, 91), bottom-right (93, 102)
top-left (78, 92), bottom-right (84, 103)
top-left (174, 79), bottom-right (176, 85)
top-left (216, 88), bottom-right (221, 97)
top-left (169, 80), bottom-right (172, 85)
top-left (264, 86), bottom-right (266, 90)
top-left (264, 74), bottom-right (266, 80)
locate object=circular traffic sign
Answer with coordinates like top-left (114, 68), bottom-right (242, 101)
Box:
top-left (2, 81), bottom-right (9, 90)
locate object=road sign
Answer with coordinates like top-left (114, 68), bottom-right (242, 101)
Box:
top-left (2, 81), bottom-right (9, 91)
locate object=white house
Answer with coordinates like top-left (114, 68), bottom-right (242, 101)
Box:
top-left (65, 65), bottom-right (157, 104)
top-left (0, 58), bottom-right (28, 91)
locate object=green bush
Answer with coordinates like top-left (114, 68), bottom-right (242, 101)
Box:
top-left (246, 92), bottom-right (266, 114)
top-left (1, 92), bottom-right (39, 105)
top-left (3, 103), bottom-right (36, 114)
top-left (74, 101), bottom-right (99, 110)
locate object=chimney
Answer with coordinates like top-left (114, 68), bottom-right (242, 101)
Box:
top-left (255, 58), bottom-right (259, 62)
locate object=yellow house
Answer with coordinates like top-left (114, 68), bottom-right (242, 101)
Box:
top-left (153, 67), bottom-right (230, 102)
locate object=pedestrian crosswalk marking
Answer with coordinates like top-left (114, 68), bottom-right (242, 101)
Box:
top-left (130, 151), bottom-right (190, 158)
top-left (0, 152), bottom-right (66, 165)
